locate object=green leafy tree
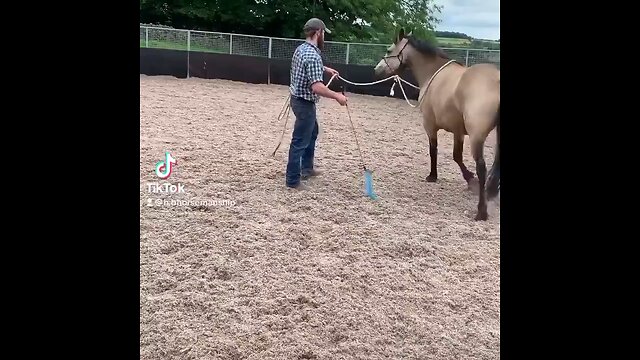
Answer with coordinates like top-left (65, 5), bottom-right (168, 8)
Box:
top-left (140, 0), bottom-right (443, 43)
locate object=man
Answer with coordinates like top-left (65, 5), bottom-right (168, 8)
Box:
top-left (286, 18), bottom-right (348, 190)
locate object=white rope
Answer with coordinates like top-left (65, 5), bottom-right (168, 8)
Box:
top-left (326, 73), bottom-right (419, 89)
top-left (326, 73), bottom-right (420, 108)
top-left (396, 76), bottom-right (421, 89)
top-left (271, 62), bottom-right (458, 156)
top-left (415, 59), bottom-right (457, 108)
top-left (325, 60), bottom-right (457, 109)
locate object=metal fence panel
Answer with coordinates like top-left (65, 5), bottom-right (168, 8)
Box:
top-left (139, 25), bottom-right (500, 68)
top-left (347, 43), bottom-right (388, 66)
top-left (189, 31), bottom-right (231, 54)
top-left (146, 27), bottom-right (189, 51)
top-left (140, 27), bottom-right (146, 47)
top-left (270, 38), bottom-right (305, 60)
top-left (321, 42), bottom-right (348, 64)
top-left (439, 48), bottom-right (469, 66)
top-left (467, 49), bottom-right (501, 68)
top-left (230, 34), bottom-right (270, 57)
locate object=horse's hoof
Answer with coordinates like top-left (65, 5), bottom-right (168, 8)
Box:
top-left (475, 211), bottom-right (488, 221)
top-left (467, 178), bottom-right (480, 194)
top-left (426, 175), bottom-right (437, 182)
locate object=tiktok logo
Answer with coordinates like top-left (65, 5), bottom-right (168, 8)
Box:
top-left (155, 151), bottom-right (177, 179)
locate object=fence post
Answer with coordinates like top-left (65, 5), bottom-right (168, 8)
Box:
top-left (346, 43), bottom-right (350, 64)
top-left (465, 49), bottom-right (469, 67)
top-left (267, 37), bottom-right (272, 85)
top-left (229, 34), bottom-right (233, 54)
top-left (187, 30), bottom-right (191, 79)
top-left (145, 27), bottom-right (149, 48)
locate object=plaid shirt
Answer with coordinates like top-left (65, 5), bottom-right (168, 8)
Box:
top-left (289, 42), bottom-right (324, 103)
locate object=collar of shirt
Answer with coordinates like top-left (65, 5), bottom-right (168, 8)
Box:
top-left (304, 41), bottom-right (321, 54)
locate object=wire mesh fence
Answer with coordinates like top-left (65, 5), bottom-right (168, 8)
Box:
top-left (270, 38), bottom-right (305, 60)
top-left (146, 27), bottom-right (189, 51)
top-left (467, 49), bottom-right (501, 68)
top-left (320, 41), bottom-right (349, 64)
top-left (347, 43), bottom-right (388, 66)
top-left (140, 25), bottom-right (500, 68)
top-left (189, 31), bottom-right (231, 53)
top-left (230, 34), bottom-right (271, 57)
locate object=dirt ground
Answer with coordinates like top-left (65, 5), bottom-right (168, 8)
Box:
top-left (140, 75), bottom-right (500, 359)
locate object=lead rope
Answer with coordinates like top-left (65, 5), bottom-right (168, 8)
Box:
top-left (271, 73), bottom-right (420, 157)
top-left (342, 91), bottom-right (366, 171)
top-left (270, 95), bottom-right (292, 157)
top-left (270, 66), bottom-right (456, 199)
top-left (327, 74), bottom-right (420, 108)
top-left (341, 88), bottom-right (378, 199)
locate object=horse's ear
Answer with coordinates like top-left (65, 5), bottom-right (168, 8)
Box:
top-left (407, 30), bottom-right (413, 37)
top-left (399, 28), bottom-right (405, 40)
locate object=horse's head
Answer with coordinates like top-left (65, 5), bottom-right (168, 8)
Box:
top-left (374, 28), bottom-right (453, 79)
top-left (374, 28), bottom-right (412, 78)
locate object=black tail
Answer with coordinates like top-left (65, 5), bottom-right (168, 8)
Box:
top-left (486, 103), bottom-right (500, 199)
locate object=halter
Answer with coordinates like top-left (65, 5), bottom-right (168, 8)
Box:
top-left (382, 40), bottom-right (410, 71)
top-left (382, 40), bottom-right (457, 108)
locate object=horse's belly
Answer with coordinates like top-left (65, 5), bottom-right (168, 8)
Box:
top-left (438, 123), bottom-right (456, 133)
top-left (434, 109), bottom-right (464, 134)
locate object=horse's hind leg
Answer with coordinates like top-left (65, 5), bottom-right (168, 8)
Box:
top-left (453, 132), bottom-right (475, 184)
top-left (486, 109), bottom-right (500, 200)
top-left (486, 149), bottom-right (500, 200)
top-left (471, 136), bottom-right (488, 221)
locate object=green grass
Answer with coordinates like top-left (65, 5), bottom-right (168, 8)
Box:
top-left (436, 37), bottom-right (471, 47)
top-left (436, 37), bottom-right (500, 50)
top-left (140, 39), bottom-right (229, 54)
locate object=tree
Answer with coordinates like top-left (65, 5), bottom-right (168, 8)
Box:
top-left (140, 0), bottom-right (443, 43)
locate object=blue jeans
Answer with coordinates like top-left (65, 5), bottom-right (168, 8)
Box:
top-left (286, 96), bottom-right (319, 187)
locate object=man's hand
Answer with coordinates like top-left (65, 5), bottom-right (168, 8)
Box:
top-left (311, 81), bottom-right (347, 106)
top-left (324, 66), bottom-right (339, 77)
top-left (335, 93), bottom-right (348, 106)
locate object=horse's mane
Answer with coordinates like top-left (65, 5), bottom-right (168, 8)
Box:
top-left (405, 35), bottom-right (451, 60)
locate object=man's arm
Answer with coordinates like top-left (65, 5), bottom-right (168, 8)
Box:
top-left (310, 81), bottom-right (348, 106)
top-left (305, 57), bottom-right (345, 102)
top-left (323, 66), bottom-right (339, 76)
top-left (311, 81), bottom-right (340, 100)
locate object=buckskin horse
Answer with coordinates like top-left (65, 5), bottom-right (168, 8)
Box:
top-left (374, 29), bottom-right (500, 221)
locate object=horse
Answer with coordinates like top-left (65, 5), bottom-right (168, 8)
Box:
top-left (374, 28), bottom-right (500, 221)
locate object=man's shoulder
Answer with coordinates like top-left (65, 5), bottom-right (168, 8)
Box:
top-left (296, 43), bottom-right (321, 59)
top-left (301, 52), bottom-right (322, 66)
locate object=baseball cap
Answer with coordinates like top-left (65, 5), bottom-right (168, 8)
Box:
top-left (303, 18), bottom-right (331, 34)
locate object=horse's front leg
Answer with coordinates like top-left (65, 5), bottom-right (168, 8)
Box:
top-left (426, 130), bottom-right (438, 182)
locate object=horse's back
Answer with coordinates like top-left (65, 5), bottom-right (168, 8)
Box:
top-left (456, 64), bottom-right (499, 107)
top-left (459, 64), bottom-right (499, 90)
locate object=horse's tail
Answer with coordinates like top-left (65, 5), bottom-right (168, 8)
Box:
top-left (486, 102), bottom-right (500, 199)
